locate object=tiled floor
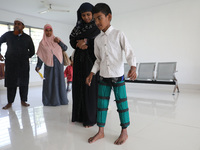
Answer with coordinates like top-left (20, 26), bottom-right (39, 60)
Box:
top-left (0, 83), bottom-right (200, 150)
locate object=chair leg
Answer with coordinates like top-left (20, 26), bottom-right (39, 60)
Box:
top-left (173, 80), bottom-right (180, 95)
top-left (173, 84), bottom-right (179, 95)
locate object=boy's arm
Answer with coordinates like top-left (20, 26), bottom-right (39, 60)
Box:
top-left (90, 38), bottom-right (101, 74)
top-left (86, 72), bottom-right (94, 86)
top-left (120, 32), bottom-right (137, 80)
top-left (120, 32), bottom-right (136, 67)
top-left (86, 38), bottom-right (100, 86)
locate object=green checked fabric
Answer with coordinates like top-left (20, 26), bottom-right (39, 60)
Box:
top-left (97, 80), bottom-right (130, 128)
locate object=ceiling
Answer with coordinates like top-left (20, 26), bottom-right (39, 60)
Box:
top-left (0, 0), bottom-right (183, 25)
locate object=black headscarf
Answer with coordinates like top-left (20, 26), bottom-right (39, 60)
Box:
top-left (70, 2), bottom-right (100, 40)
top-left (76, 2), bottom-right (94, 27)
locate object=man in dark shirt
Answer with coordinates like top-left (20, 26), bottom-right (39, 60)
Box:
top-left (0, 18), bottom-right (35, 109)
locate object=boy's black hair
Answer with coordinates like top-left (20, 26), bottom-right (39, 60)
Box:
top-left (93, 3), bottom-right (112, 16)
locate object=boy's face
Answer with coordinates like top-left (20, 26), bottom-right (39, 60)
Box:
top-left (81, 11), bottom-right (93, 23)
top-left (93, 12), bottom-right (111, 32)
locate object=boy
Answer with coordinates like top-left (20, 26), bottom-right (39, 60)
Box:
top-left (86, 3), bottom-right (137, 145)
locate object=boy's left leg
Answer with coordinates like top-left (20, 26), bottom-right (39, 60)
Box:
top-left (113, 80), bottom-right (130, 145)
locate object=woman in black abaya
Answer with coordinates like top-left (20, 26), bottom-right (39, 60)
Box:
top-left (69, 2), bottom-right (100, 127)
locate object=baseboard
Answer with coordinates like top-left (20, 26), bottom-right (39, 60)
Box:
top-left (125, 83), bottom-right (200, 91)
top-left (179, 84), bottom-right (200, 90)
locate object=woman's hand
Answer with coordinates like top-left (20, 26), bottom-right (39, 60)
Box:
top-left (54, 37), bottom-right (60, 43)
top-left (35, 67), bottom-right (40, 72)
top-left (76, 39), bottom-right (87, 50)
top-left (0, 54), bottom-right (5, 61)
top-left (81, 45), bottom-right (88, 50)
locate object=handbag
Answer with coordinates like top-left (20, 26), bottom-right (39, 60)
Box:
top-left (63, 51), bottom-right (70, 66)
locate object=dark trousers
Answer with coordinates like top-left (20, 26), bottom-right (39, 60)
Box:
top-left (7, 86), bottom-right (28, 103)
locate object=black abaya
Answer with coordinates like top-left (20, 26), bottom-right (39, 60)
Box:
top-left (70, 20), bottom-right (100, 126)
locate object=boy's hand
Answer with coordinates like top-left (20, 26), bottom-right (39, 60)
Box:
top-left (128, 66), bottom-right (137, 80)
top-left (86, 72), bottom-right (94, 86)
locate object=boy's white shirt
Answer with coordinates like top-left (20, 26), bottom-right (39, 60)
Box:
top-left (91, 26), bottom-right (136, 78)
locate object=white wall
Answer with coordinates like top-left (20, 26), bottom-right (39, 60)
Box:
top-left (1, 0), bottom-right (200, 88)
top-left (0, 9), bottom-right (74, 89)
top-left (112, 0), bottom-right (200, 85)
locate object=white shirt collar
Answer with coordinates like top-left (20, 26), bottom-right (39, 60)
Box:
top-left (100, 25), bottom-right (113, 36)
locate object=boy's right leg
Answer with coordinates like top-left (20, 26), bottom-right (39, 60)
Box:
top-left (97, 81), bottom-right (112, 127)
top-left (88, 80), bottom-right (112, 143)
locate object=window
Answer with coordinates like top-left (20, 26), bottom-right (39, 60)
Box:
top-left (0, 24), bottom-right (9, 57)
top-left (30, 28), bottom-right (43, 64)
top-left (0, 22), bottom-right (43, 64)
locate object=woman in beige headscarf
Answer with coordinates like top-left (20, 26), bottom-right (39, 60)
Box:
top-left (35, 24), bottom-right (68, 106)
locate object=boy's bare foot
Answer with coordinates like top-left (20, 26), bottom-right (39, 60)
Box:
top-left (88, 132), bottom-right (104, 143)
top-left (2, 103), bottom-right (12, 109)
top-left (88, 127), bottom-right (104, 143)
top-left (21, 101), bottom-right (30, 107)
top-left (114, 128), bottom-right (128, 145)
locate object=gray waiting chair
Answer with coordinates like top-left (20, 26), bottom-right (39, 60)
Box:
top-left (136, 62), bottom-right (156, 81)
top-left (155, 62), bottom-right (180, 95)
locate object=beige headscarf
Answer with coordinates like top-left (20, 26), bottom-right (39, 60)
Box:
top-left (37, 24), bottom-right (63, 67)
